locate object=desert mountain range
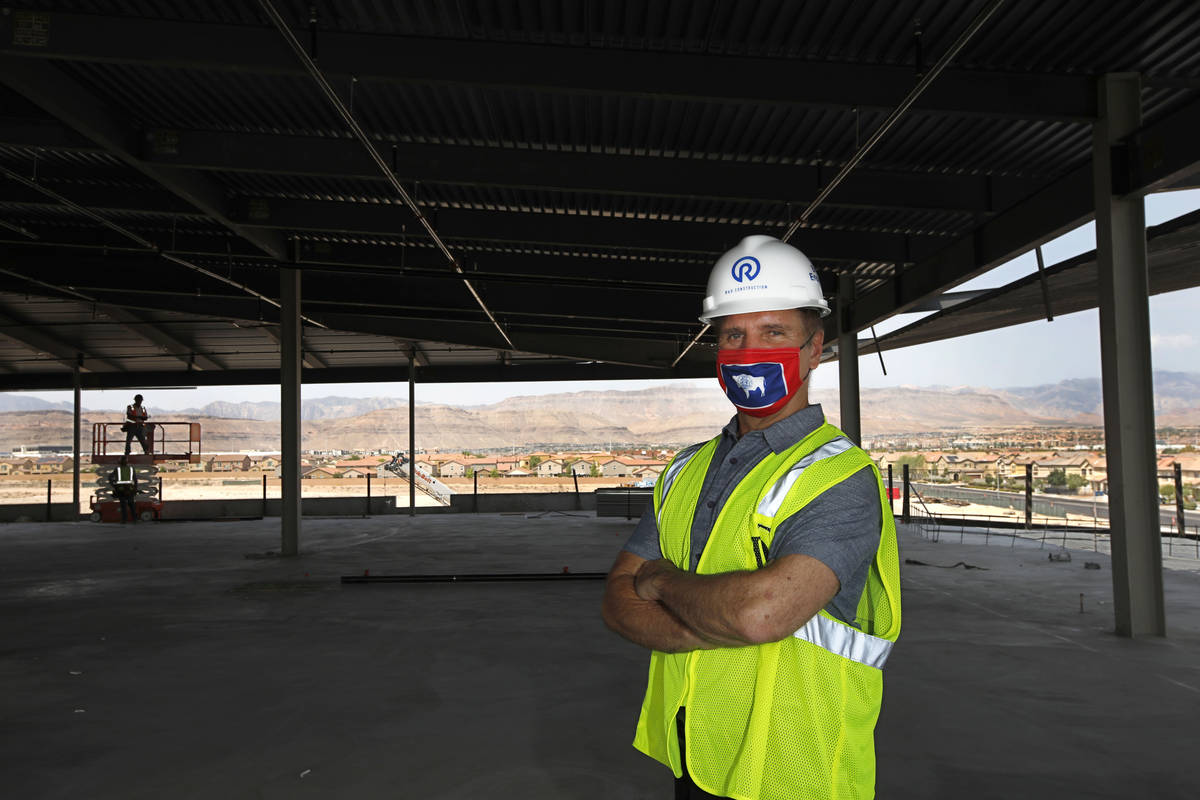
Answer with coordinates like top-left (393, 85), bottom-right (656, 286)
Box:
top-left (2, 372), bottom-right (1197, 453)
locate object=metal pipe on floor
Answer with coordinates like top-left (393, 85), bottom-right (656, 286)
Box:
top-left (342, 572), bottom-right (608, 584)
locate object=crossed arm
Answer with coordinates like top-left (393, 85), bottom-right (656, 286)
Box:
top-left (601, 549), bottom-right (840, 652)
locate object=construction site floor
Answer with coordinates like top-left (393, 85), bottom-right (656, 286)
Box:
top-left (1, 513), bottom-right (1196, 799)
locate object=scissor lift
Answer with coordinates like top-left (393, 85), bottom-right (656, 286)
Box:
top-left (89, 422), bottom-right (202, 522)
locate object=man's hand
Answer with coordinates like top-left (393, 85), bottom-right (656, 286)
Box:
top-left (633, 558), bottom-right (682, 602)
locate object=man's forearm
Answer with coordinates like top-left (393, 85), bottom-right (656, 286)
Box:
top-left (655, 569), bottom-right (765, 646)
top-left (603, 575), bottom-right (717, 653)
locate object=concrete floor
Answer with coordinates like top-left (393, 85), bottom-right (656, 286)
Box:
top-left (1, 512), bottom-right (1197, 799)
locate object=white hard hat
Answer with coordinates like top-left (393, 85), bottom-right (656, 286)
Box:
top-left (699, 235), bottom-right (831, 323)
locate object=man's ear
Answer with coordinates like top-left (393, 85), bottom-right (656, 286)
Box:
top-left (807, 329), bottom-right (825, 371)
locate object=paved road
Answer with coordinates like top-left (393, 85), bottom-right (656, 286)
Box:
top-left (910, 482), bottom-right (1199, 532)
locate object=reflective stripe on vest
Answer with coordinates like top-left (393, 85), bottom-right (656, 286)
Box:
top-left (655, 442), bottom-right (704, 528)
top-left (755, 435), bottom-right (854, 518)
top-left (115, 467), bottom-right (134, 485)
top-left (794, 612), bottom-right (894, 670)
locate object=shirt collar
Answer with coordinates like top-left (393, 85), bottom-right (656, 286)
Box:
top-left (721, 404), bottom-right (827, 454)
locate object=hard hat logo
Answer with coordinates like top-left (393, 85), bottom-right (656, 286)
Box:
top-left (700, 235), bottom-right (830, 323)
top-left (731, 256), bottom-right (761, 283)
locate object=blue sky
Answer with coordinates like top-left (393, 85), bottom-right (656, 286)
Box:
top-left (12, 190), bottom-right (1200, 410)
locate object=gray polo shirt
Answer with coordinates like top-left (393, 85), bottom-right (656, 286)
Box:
top-left (622, 404), bottom-right (881, 626)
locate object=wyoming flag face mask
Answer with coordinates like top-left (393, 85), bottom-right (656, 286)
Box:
top-left (717, 344), bottom-right (810, 418)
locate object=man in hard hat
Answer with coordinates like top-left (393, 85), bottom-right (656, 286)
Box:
top-left (602, 235), bottom-right (901, 800)
top-left (123, 393), bottom-right (151, 456)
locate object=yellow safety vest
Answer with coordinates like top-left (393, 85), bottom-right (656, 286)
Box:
top-left (115, 466), bottom-right (135, 485)
top-left (632, 422), bottom-right (901, 800)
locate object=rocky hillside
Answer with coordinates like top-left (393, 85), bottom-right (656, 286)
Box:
top-left (2, 372), bottom-right (1195, 452)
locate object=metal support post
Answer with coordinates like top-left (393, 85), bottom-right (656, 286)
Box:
top-left (408, 354), bottom-right (416, 517)
top-left (72, 366), bottom-right (81, 518)
top-left (1093, 73), bottom-right (1165, 636)
top-left (262, 474), bottom-right (267, 517)
top-left (572, 470), bottom-right (580, 510)
top-left (1026, 464), bottom-right (1033, 529)
top-left (902, 464), bottom-right (910, 524)
top-left (473, 469), bottom-right (479, 512)
top-left (46, 478), bottom-right (52, 522)
top-left (280, 266), bottom-right (302, 556)
top-left (837, 273), bottom-right (861, 445)
top-left (887, 464), bottom-right (894, 516)
top-left (366, 472), bottom-right (372, 516)
top-left (1176, 464), bottom-right (1185, 541)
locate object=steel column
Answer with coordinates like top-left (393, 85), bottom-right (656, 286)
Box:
top-left (72, 366), bottom-right (80, 516)
top-left (408, 354), bottom-right (416, 518)
top-left (837, 273), bottom-right (861, 445)
top-left (1093, 73), bottom-right (1165, 637)
top-left (280, 267), bottom-right (302, 556)
top-left (1175, 464), bottom-right (1185, 539)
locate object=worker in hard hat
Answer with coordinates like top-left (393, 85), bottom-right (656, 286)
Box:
top-left (602, 235), bottom-right (901, 800)
top-left (123, 393), bottom-right (151, 456)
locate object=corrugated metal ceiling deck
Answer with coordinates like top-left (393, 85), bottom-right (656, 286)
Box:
top-left (0, 1), bottom-right (1198, 389)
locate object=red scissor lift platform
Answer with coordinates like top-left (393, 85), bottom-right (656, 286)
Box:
top-left (90, 422), bottom-right (202, 521)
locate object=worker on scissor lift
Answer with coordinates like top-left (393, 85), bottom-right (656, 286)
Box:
top-left (123, 393), bottom-right (151, 456)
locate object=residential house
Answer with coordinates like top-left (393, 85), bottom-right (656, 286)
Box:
top-left (1159, 454), bottom-right (1200, 487)
top-left (32, 456), bottom-right (73, 474)
top-left (631, 467), bottom-right (661, 482)
top-left (567, 460), bottom-right (593, 477)
top-left (303, 466), bottom-right (340, 479)
top-left (207, 454), bottom-right (251, 472)
top-left (336, 456), bottom-right (389, 472)
top-left (438, 460), bottom-right (467, 478)
top-left (1032, 454), bottom-right (1098, 483)
top-left (523, 452), bottom-right (554, 469)
top-left (945, 453), bottom-right (1000, 483)
top-left (341, 467), bottom-right (373, 478)
top-left (536, 459), bottom-right (564, 477)
top-left (253, 455), bottom-right (281, 471)
top-left (5, 457), bottom-right (35, 474)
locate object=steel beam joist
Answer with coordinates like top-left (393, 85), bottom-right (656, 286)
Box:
top-left (846, 91), bottom-right (1200, 332)
top-left (0, 11), bottom-right (1095, 121)
top-left (0, 119), bottom-right (1046, 215)
top-left (131, 128), bottom-right (1035, 215)
top-left (232, 198), bottom-right (936, 265)
top-left (0, 53), bottom-right (287, 261)
top-left (0, 304), bottom-right (120, 372)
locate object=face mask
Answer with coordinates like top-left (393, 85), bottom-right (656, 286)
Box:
top-left (717, 345), bottom-right (809, 418)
